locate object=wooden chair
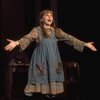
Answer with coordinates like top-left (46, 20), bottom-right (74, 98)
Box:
top-left (63, 61), bottom-right (81, 100)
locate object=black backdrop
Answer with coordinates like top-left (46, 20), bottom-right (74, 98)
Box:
top-left (1, 0), bottom-right (99, 99)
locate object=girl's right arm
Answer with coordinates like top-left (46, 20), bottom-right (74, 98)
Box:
top-left (4, 27), bottom-right (38, 51)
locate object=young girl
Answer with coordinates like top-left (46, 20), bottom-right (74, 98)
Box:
top-left (4, 9), bottom-right (97, 99)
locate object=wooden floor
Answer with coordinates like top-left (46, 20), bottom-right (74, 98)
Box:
top-left (1, 83), bottom-right (89, 100)
top-left (0, 82), bottom-right (91, 100)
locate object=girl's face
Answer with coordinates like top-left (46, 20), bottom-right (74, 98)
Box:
top-left (41, 12), bottom-right (53, 27)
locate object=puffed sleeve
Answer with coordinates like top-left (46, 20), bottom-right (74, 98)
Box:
top-left (59, 28), bottom-right (85, 52)
top-left (18, 27), bottom-right (38, 51)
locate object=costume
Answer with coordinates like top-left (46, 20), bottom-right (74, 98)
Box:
top-left (18, 26), bottom-right (85, 95)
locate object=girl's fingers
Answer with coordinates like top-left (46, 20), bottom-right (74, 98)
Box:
top-left (6, 39), bottom-right (13, 42)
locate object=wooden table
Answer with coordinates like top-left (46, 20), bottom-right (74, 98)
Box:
top-left (4, 63), bottom-right (29, 100)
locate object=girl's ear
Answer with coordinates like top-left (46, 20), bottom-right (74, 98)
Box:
top-left (40, 18), bottom-right (44, 22)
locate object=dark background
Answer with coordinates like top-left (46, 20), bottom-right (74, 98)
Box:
top-left (1, 0), bottom-right (99, 99)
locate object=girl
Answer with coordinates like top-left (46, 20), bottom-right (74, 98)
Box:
top-left (4, 9), bottom-right (97, 99)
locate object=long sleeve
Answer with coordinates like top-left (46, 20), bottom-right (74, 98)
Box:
top-left (59, 29), bottom-right (85, 52)
top-left (18, 28), bottom-right (38, 51)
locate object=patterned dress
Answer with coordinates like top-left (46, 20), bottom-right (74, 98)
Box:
top-left (18, 26), bottom-right (85, 95)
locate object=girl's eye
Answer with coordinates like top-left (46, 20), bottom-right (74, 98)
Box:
top-left (44, 14), bottom-right (53, 17)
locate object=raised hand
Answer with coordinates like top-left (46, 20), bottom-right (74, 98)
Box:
top-left (4, 39), bottom-right (19, 51)
top-left (85, 42), bottom-right (97, 52)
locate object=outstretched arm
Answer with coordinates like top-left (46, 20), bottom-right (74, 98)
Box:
top-left (57, 28), bottom-right (97, 52)
top-left (4, 39), bottom-right (19, 51)
top-left (4, 27), bottom-right (39, 51)
top-left (85, 42), bottom-right (97, 52)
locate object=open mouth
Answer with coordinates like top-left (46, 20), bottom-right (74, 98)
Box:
top-left (47, 19), bottom-right (52, 22)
